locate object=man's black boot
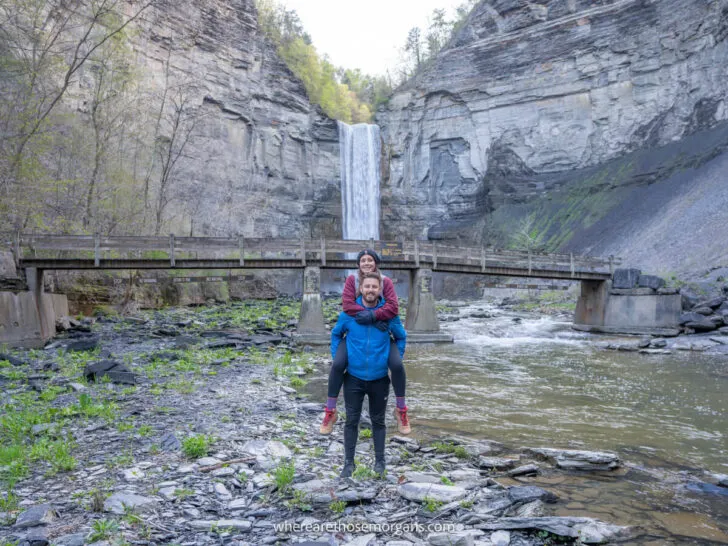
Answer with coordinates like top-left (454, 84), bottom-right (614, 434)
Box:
top-left (373, 459), bottom-right (386, 476)
top-left (340, 460), bottom-right (355, 478)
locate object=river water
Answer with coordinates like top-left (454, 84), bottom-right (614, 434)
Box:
top-left (307, 302), bottom-right (728, 543)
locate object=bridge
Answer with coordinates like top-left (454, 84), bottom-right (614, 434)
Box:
top-left (3, 233), bottom-right (620, 344)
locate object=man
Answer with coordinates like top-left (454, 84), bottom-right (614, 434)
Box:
top-left (330, 271), bottom-right (407, 478)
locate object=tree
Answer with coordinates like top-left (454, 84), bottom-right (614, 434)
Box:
top-left (0, 0), bottom-right (155, 232)
top-left (255, 0), bottom-right (386, 122)
top-left (404, 26), bottom-right (423, 72)
top-left (425, 8), bottom-right (451, 58)
top-left (510, 214), bottom-right (546, 252)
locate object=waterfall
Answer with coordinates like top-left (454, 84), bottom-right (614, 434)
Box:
top-left (337, 121), bottom-right (381, 240)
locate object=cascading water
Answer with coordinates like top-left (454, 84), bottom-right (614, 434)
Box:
top-left (337, 121), bottom-right (381, 240)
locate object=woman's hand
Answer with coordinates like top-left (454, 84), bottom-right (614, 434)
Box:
top-left (354, 310), bottom-right (376, 325)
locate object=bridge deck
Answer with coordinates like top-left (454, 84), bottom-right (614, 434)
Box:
top-left (5, 234), bottom-right (618, 281)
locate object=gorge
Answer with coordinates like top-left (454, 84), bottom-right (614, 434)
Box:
top-left (3, 0), bottom-right (728, 282)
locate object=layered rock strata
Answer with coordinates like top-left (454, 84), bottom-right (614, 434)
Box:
top-left (97, 0), bottom-right (341, 237)
top-left (377, 0), bottom-right (728, 245)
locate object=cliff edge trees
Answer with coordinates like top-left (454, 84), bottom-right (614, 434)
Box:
top-left (255, 0), bottom-right (390, 123)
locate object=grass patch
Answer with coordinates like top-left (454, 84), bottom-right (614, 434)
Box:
top-left (271, 460), bottom-right (295, 492)
top-left (423, 495), bottom-right (444, 512)
top-left (289, 377), bottom-right (306, 388)
top-left (88, 518), bottom-right (120, 542)
top-left (433, 442), bottom-right (469, 459)
top-left (285, 489), bottom-right (312, 511)
top-left (329, 499), bottom-right (347, 513)
top-left (352, 465), bottom-right (378, 480)
top-left (181, 435), bottom-right (212, 459)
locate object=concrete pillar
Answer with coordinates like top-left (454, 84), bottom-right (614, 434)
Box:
top-left (26, 267), bottom-right (56, 341)
top-left (297, 266), bottom-right (326, 335)
top-left (574, 280), bottom-right (609, 327)
top-left (405, 268), bottom-right (441, 333)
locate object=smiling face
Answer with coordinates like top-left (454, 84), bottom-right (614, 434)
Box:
top-left (358, 253), bottom-right (377, 273)
top-left (360, 276), bottom-right (381, 307)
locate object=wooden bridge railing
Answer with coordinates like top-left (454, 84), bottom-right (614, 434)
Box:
top-left (2, 233), bottom-right (619, 276)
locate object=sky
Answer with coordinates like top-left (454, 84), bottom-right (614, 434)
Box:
top-left (276, 0), bottom-right (466, 76)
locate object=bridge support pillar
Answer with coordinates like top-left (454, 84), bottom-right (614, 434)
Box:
top-left (574, 280), bottom-right (609, 327)
top-left (405, 268), bottom-right (453, 342)
top-left (26, 268), bottom-right (57, 342)
top-left (294, 266), bottom-right (328, 344)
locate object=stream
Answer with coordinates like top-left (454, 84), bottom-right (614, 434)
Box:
top-left (307, 302), bottom-right (728, 543)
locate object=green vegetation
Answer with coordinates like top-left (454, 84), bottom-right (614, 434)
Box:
top-left (510, 214), bottom-right (546, 252)
top-left (256, 0), bottom-right (390, 122)
top-left (440, 475), bottom-right (454, 486)
top-left (399, 1), bottom-right (478, 80)
top-left (352, 465), bottom-right (379, 480)
top-left (88, 518), bottom-right (120, 542)
top-left (433, 441), bottom-right (469, 459)
top-left (0, 0), bottom-right (188, 235)
top-left (181, 435), bottom-right (212, 459)
top-left (423, 495), bottom-right (444, 512)
top-left (285, 489), bottom-right (312, 511)
top-left (329, 499), bottom-right (347, 514)
top-left (288, 376), bottom-right (306, 388)
top-left (271, 460), bottom-right (295, 492)
top-left (359, 428), bottom-right (372, 439)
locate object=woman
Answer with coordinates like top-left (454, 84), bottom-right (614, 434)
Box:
top-left (319, 248), bottom-right (411, 435)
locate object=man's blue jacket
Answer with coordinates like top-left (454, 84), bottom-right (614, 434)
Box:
top-left (331, 296), bottom-right (407, 382)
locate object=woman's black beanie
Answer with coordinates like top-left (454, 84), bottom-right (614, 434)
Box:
top-left (356, 248), bottom-right (381, 265)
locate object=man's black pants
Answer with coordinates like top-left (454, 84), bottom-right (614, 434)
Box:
top-left (328, 341), bottom-right (405, 398)
top-left (343, 374), bottom-right (390, 463)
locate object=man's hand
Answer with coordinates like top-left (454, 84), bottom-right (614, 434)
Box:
top-left (373, 320), bottom-right (389, 332)
top-left (355, 310), bottom-right (376, 325)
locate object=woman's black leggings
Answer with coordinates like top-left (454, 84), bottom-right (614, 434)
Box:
top-left (327, 341), bottom-right (405, 398)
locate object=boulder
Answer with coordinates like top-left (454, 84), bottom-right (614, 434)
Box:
top-left (638, 275), bottom-right (665, 290)
top-left (0, 353), bottom-right (26, 366)
top-left (508, 464), bottom-right (540, 477)
top-left (679, 312), bottom-right (707, 325)
top-left (13, 504), bottom-right (58, 528)
top-left (84, 360), bottom-right (136, 384)
top-left (398, 482), bottom-right (468, 503)
top-left (699, 296), bottom-right (725, 309)
top-left (241, 439), bottom-right (292, 470)
top-left (612, 269), bottom-right (641, 289)
top-left (691, 306), bottom-right (714, 316)
top-left (65, 338), bottom-right (99, 352)
top-left (292, 479), bottom-right (379, 504)
top-left (103, 492), bottom-right (158, 514)
top-left (680, 288), bottom-right (702, 310)
top-left (685, 319), bottom-right (717, 332)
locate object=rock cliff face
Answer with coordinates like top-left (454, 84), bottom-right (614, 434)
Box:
top-left (123, 0), bottom-right (341, 237)
top-left (377, 0), bottom-right (728, 254)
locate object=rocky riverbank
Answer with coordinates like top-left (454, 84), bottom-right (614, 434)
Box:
top-left (0, 301), bottom-right (725, 545)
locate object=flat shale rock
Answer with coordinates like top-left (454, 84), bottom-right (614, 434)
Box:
top-left (523, 448), bottom-right (621, 470)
